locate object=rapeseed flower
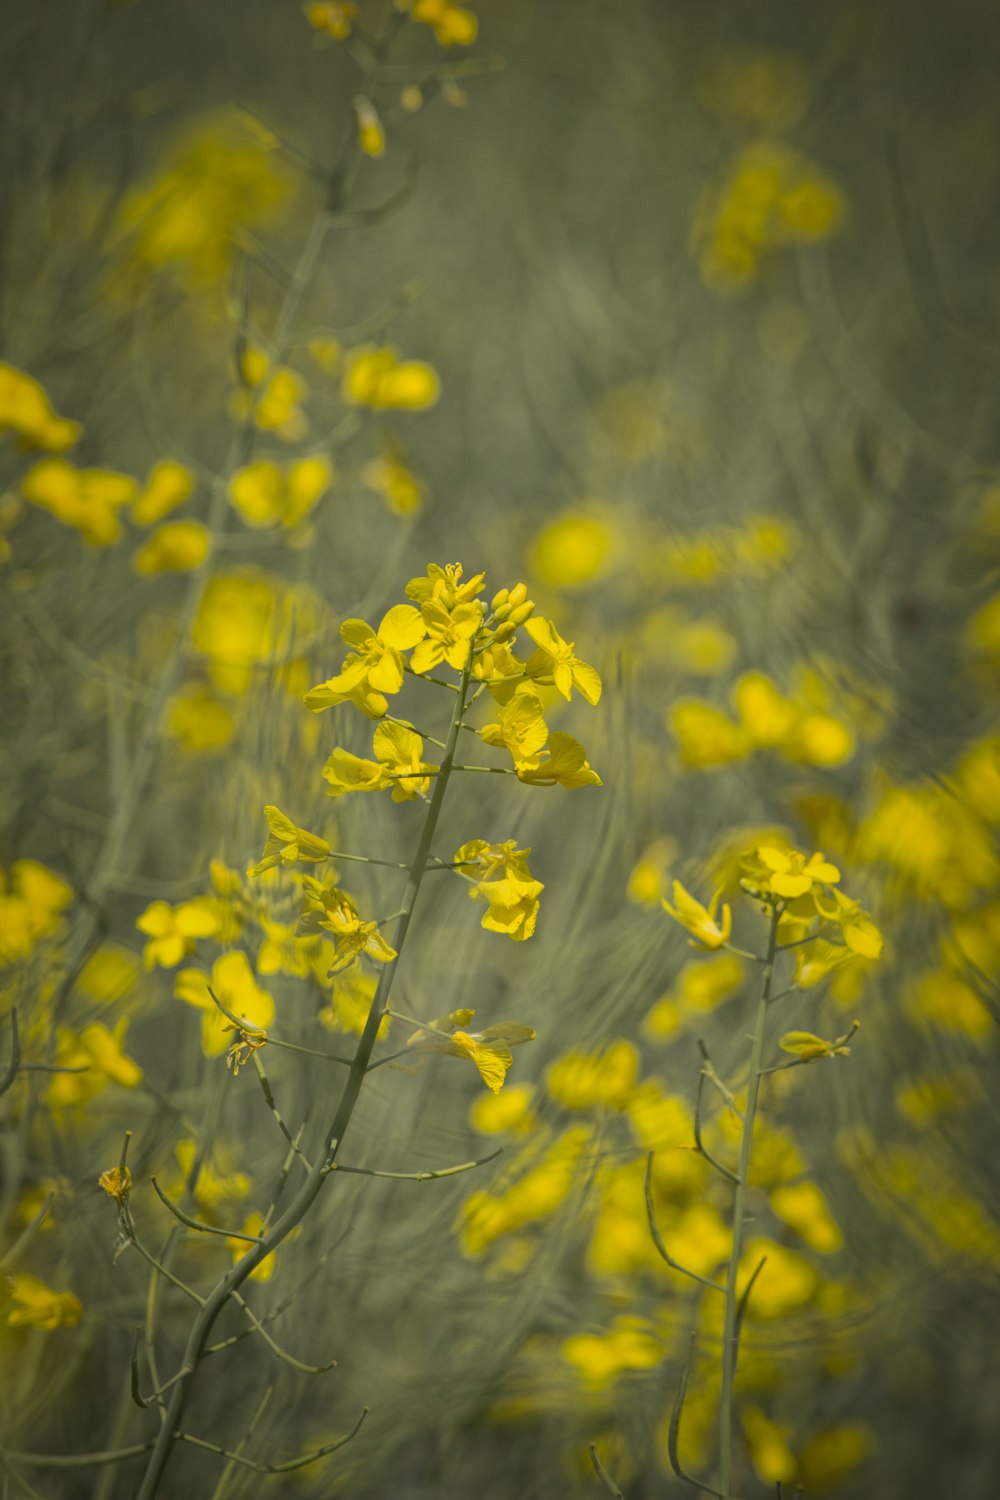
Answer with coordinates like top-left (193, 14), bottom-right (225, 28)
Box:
top-left (304, 604), bottom-right (425, 717)
top-left (342, 344), bottom-right (440, 409)
top-left (662, 880), bottom-right (732, 949)
top-left (22, 458), bottom-right (139, 545)
top-left (523, 617), bottom-right (602, 704)
top-left (479, 685), bottom-right (549, 770)
top-left (132, 520), bottom-right (210, 574)
top-left (454, 839), bottom-right (543, 941)
top-left (247, 805), bottom-right (331, 876)
top-left (300, 881), bottom-right (396, 973)
top-left (0, 362), bottom-right (81, 451)
top-left (4, 1274), bottom-right (83, 1330)
top-left (410, 596), bottom-right (483, 674)
top-left (136, 897), bottom-right (222, 969)
top-left (323, 720), bottom-right (437, 801)
top-left (514, 731), bottom-right (602, 789)
top-left (740, 846), bottom-right (840, 902)
top-left (130, 460), bottom-right (194, 525)
top-left (229, 456), bottom-right (332, 528)
top-left (175, 951), bottom-right (275, 1057)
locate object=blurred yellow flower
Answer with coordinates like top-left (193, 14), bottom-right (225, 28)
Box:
top-left (130, 460), bottom-right (194, 525)
top-left (563, 1318), bottom-right (662, 1391)
top-left (362, 450), bottom-right (425, 515)
top-left (0, 362), bottom-right (81, 451)
top-left (165, 682), bottom-right (236, 753)
top-left (546, 1041), bottom-right (638, 1111)
top-left (4, 1274), bottom-right (82, 1331)
top-left (48, 1018), bottom-right (143, 1110)
top-left (409, 0), bottom-right (478, 46)
top-left (175, 951), bottom-right (275, 1057)
top-left (662, 880), bottom-right (732, 949)
top-left (304, 1), bottom-right (357, 40)
top-left (342, 344), bottom-right (440, 410)
top-left (132, 519), bottom-right (210, 574)
top-left (22, 458), bottom-right (139, 545)
top-left (0, 859), bottom-right (73, 966)
top-left (229, 456), bottom-right (332, 529)
top-left (353, 96), bottom-right (386, 158)
top-left (136, 897), bottom-right (222, 969)
top-left (529, 512), bottom-right (614, 589)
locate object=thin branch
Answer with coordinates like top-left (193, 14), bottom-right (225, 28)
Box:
top-left (645, 1155), bottom-right (724, 1293)
top-left (250, 1055), bottom-right (314, 1170)
top-left (588, 1444), bottom-right (624, 1499)
top-left (230, 1289), bottom-right (337, 1376)
top-left (325, 1147), bottom-right (502, 1182)
top-left (667, 1334), bottom-right (723, 1496)
top-left (149, 1178), bottom-right (264, 1246)
top-left (0, 1009), bottom-right (20, 1097)
top-left (178, 1409), bottom-right (366, 1475)
top-left (693, 1068), bottom-right (739, 1185)
top-left (0, 1193), bottom-right (53, 1274)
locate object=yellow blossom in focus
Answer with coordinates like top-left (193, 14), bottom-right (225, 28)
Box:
top-left (546, 1041), bottom-right (638, 1111)
top-left (454, 838), bottom-right (544, 941)
top-left (136, 897), bottom-right (222, 969)
top-left (117, 112), bottom-right (292, 286)
top-left (406, 561), bottom-right (485, 609)
top-left (304, 604), bottom-right (426, 717)
top-left (522, 617), bottom-right (601, 704)
top-left (22, 459), bottom-right (139, 545)
top-left (130, 460), bottom-right (194, 525)
top-left (229, 456), bottom-right (332, 529)
top-left (323, 720), bottom-right (437, 801)
top-left (165, 682), bottom-right (236, 753)
top-left (175, 951), bottom-right (275, 1057)
top-left (480, 685), bottom-right (549, 769)
top-left (410, 596), bottom-right (483, 674)
top-left (247, 805), bottom-right (331, 876)
top-left (529, 512), bottom-right (614, 589)
top-left (662, 880), bottom-right (732, 949)
top-left (342, 344), bottom-right (440, 410)
top-left (740, 845), bottom-right (840, 901)
top-left (132, 519), bottom-right (210, 575)
top-left (5, 1274), bottom-right (83, 1330)
top-left (0, 362), bottom-right (81, 451)
top-left (515, 731), bottom-right (603, 789)
top-left (301, 880), bottom-right (397, 974)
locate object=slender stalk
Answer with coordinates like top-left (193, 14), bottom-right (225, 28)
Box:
top-left (134, 653), bottom-right (473, 1499)
top-left (717, 907), bottom-right (780, 1499)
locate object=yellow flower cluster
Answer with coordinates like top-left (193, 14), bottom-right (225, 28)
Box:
top-left (399, 0), bottom-right (478, 47)
top-left (670, 670), bottom-right (855, 770)
top-left (0, 362), bottom-right (81, 451)
top-left (0, 860), bottom-right (73, 967)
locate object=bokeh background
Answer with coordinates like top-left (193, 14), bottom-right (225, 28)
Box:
top-left (2, 1), bottom-right (1000, 1496)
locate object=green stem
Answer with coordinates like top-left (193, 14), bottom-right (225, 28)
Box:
top-left (134, 645), bottom-right (472, 1499)
top-left (717, 906), bottom-right (779, 1499)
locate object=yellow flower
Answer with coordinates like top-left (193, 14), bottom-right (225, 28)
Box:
top-left (408, 1012), bottom-right (536, 1093)
top-left (813, 887), bottom-right (883, 958)
top-left (300, 881), bottom-right (397, 974)
top-left (175, 951), bottom-right (275, 1057)
top-left (98, 1165), bottom-right (132, 1207)
top-left (341, 344), bottom-right (440, 410)
top-left (779, 1024), bottom-right (858, 1061)
top-left (522, 617), bottom-right (601, 704)
top-left (529, 511), bottom-right (614, 589)
top-left (47, 1019), bottom-right (143, 1110)
top-left (0, 859), bottom-right (73, 965)
top-left (323, 721), bottom-right (437, 801)
top-left (662, 880), bottom-right (732, 949)
top-left (165, 682), bottom-right (236, 753)
top-left (136, 897), bottom-right (222, 969)
top-left (479, 685), bottom-right (549, 769)
top-left (317, 966), bottom-right (388, 1039)
top-left (740, 845), bottom-right (841, 901)
top-left (411, 0), bottom-right (478, 46)
top-left (362, 451), bottom-right (425, 515)
top-left (409, 597), bottom-right (483, 674)
top-left (670, 699), bottom-right (750, 768)
top-left (454, 839), bottom-right (543, 941)
top-left (546, 1041), bottom-right (639, 1111)
top-left (132, 520), bottom-right (211, 574)
top-left (515, 731), bottom-right (602, 789)
top-left (405, 561), bottom-right (485, 609)
top-left (22, 458), bottom-right (139, 545)
top-left (247, 805), bottom-right (331, 876)
top-left (563, 1318), bottom-right (662, 1391)
top-left (130, 460), bottom-right (195, 525)
top-left (353, 96), bottom-right (386, 158)
top-left (248, 366), bottom-right (309, 442)
top-left (117, 111), bottom-right (291, 286)
top-left (304, 604), bottom-right (426, 717)
top-left (0, 362), bottom-right (81, 451)
top-left (304, 1), bottom-right (357, 40)
top-left (229, 456), bottom-right (332, 529)
top-left (5, 1274), bottom-right (83, 1330)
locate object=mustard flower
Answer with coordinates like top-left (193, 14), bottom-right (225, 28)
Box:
top-left (300, 880), bottom-right (397, 974)
top-left (515, 731), bottom-right (602, 789)
top-left (323, 721), bottom-right (437, 801)
top-left (130, 460), bottom-right (195, 525)
top-left (407, 1010), bottom-right (535, 1093)
top-left (410, 0), bottom-right (478, 47)
top-left (362, 451), bottom-right (425, 515)
top-left (247, 805), bottom-right (331, 876)
top-left (47, 1019), bottom-right (143, 1111)
top-left (522, 617), bottom-right (602, 704)
top-left (454, 838), bottom-right (544, 941)
top-left (479, 685), bottom-right (549, 769)
top-left (132, 520), bottom-right (211, 574)
top-left (779, 1025), bottom-right (858, 1061)
top-left (405, 561), bottom-right (485, 609)
top-left (98, 1165), bottom-right (132, 1208)
top-left (740, 845), bottom-right (840, 902)
top-left (0, 859), bottom-right (73, 965)
top-left (0, 362), bottom-right (81, 451)
top-left (5, 1274), bottom-right (83, 1331)
top-left (304, 1), bottom-right (357, 41)
top-left (813, 886), bottom-right (884, 958)
top-left (228, 456), bottom-right (332, 529)
top-left (22, 459), bottom-right (139, 545)
top-left (304, 604), bottom-right (426, 717)
top-left (175, 951), bottom-right (275, 1057)
top-left (662, 879), bottom-right (732, 949)
top-left (473, 639), bottom-right (528, 704)
top-left (409, 597), bottom-right (483, 674)
top-left (136, 897), bottom-right (222, 969)
top-left (342, 344), bottom-right (440, 409)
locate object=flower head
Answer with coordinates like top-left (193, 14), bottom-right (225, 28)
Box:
top-left (662, 880), bottom-right (732, 949)
top-left (300, 881), bottom-right (397, 974)
top-left (454, 839), bottom-right (543, 941)
top-left (740, 846), bottom-right (840, 903)
top-left (247, 805), bottom-right (331, 877)
top-left (522, 617), bottom-right (602, 704)
top-left (304, 604), bottom-right (425, 717)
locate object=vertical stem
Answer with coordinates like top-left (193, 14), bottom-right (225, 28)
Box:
top-left (718, 908), bottom-right (780, 1499)
top-left (133, 656), bottom-right (473, 1500)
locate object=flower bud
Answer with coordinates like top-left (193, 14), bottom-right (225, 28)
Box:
top-left (493, 621), bottom-right (516, 643)
top-left (490, 588), bottom-right (510, 612)
top-left (507, 582), bottom-right (528, 609)
top-left (509, 600), bottom-right (535, 626)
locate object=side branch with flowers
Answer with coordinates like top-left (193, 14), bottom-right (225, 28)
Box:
top-left (80, 561), bottom-right (605, 1499)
